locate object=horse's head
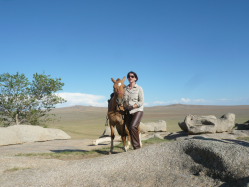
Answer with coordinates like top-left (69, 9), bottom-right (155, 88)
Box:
top-left (111, 76), bottom-right (126, 106)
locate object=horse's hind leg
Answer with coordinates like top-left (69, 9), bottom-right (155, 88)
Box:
top-left (109, 125), bottom-right (115, 154)
top-left (139, 126), bottom-right (142, 147)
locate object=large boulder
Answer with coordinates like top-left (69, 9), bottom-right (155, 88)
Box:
top-left (140, 120), bottom-right (167, 133)
top-left (178, 113), bottom-right (235, 134)
top-left (178, 115), bottom-right (217, 134)
top-left (216, 113), bottom-right (236, 132)
top-left (0, 125), bottom-right (71, 146)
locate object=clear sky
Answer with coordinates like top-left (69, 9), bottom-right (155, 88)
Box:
top-left (1, 0), bottom-right (248, 107)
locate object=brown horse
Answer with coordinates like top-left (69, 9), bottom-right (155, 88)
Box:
top-left (108, 76), bottom-right (130, 153)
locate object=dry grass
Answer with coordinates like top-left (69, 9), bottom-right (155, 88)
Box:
top-left (15, 138), bottom-right (170, 160)
top-left (4, 167), bottom-right (30, 173)
top-left (48, 104), bottom-right (249, 139)
top-left (237, 137), bottom-right (249, 141)
top-left (16, 150), bottom-right (104, 160)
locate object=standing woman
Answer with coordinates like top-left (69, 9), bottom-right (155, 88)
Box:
top-left (124, 71), bottom-right (144, 150)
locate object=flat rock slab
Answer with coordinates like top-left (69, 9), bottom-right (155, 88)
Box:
top-left (0, 125), bottom-right (71, 146)
top-left (0, 139), bottom-right (114, 177)
top-left (0, 139), bottom-right (110, 156)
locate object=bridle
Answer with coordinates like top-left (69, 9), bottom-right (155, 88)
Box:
top-left (113, 84), bottom-right (125, 112)
top-left (106, 77), bottom-right (127, 126)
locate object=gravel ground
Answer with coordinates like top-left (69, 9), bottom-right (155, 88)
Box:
top-left (0, 138), bottom-right (249, 187)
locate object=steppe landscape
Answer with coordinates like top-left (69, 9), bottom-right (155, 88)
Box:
top-left (1, 104), bottom-right (249, 187)
top-left (48, 104), bottom-right (249, 139)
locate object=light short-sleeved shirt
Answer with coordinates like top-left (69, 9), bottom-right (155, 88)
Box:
top-left (124, 83), bottom-right (144, 114)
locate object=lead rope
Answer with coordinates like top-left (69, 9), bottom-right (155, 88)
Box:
top-left (118, 104), bottom-right (126, 121)
top-left (105, 114), bottom-right (109, 126)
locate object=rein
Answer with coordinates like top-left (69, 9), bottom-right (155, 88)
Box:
top-left (105, 95), bottom-right (125, 126)
top-left (116, 100), bottom-right (124, 111)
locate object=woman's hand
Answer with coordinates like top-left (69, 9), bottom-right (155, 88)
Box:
top-left (126, 105), bottom-right (133, 111)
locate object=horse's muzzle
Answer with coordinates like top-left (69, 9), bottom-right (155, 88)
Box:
top-left (116, 97), bottom-right (124, 106)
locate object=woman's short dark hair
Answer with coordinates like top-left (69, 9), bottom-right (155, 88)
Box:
top-left (127, 71), bottom-right (138, 82)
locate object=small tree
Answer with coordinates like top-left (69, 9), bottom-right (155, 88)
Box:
top-left (0, 72), bottom-right (66, 126)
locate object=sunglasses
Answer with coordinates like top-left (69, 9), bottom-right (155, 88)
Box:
top-left (128, 75), bottom-right (135, 78)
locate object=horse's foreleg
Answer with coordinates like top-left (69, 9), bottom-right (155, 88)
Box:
top-left (121, 135), bottom-right (128, 152)
top-left (121, 124), bottom-right (128, 152)
top-left (124, 126), bottom-right (131, 151)
top-left (110, 125), bottom-right (115, 154)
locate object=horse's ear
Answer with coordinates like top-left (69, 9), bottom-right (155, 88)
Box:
top-left (111, 78), bottom-right (116, 83)
top-left (121, 76), bottom-right (126, 83)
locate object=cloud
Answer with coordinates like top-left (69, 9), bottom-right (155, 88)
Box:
top-left (216, 98), bottom-right (232, 102)
top-left (180, 98), bottom-right (191, 103)
top-left (152, 101), bottom-right (169, 105)
top-left (180, 98), bottom-right (206, 104)
top-left (143, 102), bottom-right (150, 106)
top-left (214, 98), bottom-right (249, 105)
top-left (56, 92), bottom-right (107, 107)
top-left (149, 98), bottom-right (206, 106)
top-left (55, 92), bottom-right (249, 108)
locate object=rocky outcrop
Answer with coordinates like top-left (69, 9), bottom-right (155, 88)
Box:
top-left (1, 139), bottom-right (249, 187)
top-left (178, 113), bottom-right (235, 134)
top-left (216, 113), bottom-right (236, 132)
top-left (93, 120), bottom-right (167, 145)
top-left (182, 139), bottom-right (249, 185)
top-left (0, 125), bottom-right (71, 146)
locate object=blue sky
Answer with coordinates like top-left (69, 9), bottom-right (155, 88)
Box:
top-left (1, 0), bottom-right (249, 107)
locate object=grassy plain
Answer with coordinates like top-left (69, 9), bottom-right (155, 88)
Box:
top-left (48, 104), bottom-right (249, 139)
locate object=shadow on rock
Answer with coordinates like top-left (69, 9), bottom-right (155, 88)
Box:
top-left (191, 136), bottom-right (249, 148)
top-left (50, 149), bottom-right (117, 155)
top-left (183, 139), bottom-right (249, 184)
top-left (235, 120), bottom-right (249, 130)
top-left (191, 136), bottom-right (231, 144)
top-left (164, 131), bottom-right (188, 140)
top-left (51, 149), bottom-right (89, 153)
top-left (184, 144), bottom-right (228, 181)
top-left (219, 176), bottom-right (249, 187)
top-left (94, 149), bottom-right (121, 155)
top-left (223, 139), bottom-right (249, 148)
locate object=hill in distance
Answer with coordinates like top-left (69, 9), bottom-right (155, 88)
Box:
top-left (48, 104), bottom-right (249, 139)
